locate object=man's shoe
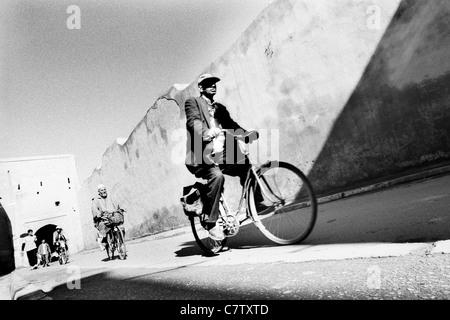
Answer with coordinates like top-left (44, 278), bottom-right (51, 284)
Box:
top-left (208, 224), bottom-right (225, 241)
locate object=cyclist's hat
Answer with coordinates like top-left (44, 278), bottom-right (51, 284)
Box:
top-left (198, 73), bottom-right (220, 86)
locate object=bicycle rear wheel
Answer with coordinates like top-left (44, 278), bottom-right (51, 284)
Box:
top-left (190, 216), bottom-right (228, 255)
top-left (247, 161), bottom-right (317, 245)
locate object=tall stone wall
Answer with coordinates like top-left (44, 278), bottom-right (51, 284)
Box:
top-left (79, 0), bottom-right (450, 249)
top-left (78, 86), bottom-right (197, 249)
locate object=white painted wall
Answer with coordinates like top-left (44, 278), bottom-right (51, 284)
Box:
top-left (0, 154), bottom-right (83, 267)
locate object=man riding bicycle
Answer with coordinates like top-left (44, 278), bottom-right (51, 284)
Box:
top-left (184, 74), bottom-right (260, 240)
top-left (53, 226), bottom-right (68, 260)
top-left (91, 184), bottom-right (125, 251)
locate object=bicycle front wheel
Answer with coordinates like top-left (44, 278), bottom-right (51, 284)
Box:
top-left (106, 232), bottom-right (115, 260)
top-left (59, 249), bottom-right (68, 265)
top-left (116, 227), bottom-right (127, 260)
top-left (190, 216), bottom-right (228, 255)
top-left (247, 161), bottom-right (317, 245)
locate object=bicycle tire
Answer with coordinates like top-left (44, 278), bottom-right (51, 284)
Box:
top-left (190, 216), bottom-right (228, 255)
top-left (116, 227), bottom-right (127, 260)
top-left (106, 232), bottom-right (115, 260)
top-left (58, 248), bottom-right (67, 265)
top-left (247, 161), bottom-right (317, 245)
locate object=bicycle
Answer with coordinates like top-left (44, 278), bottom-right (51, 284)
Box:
top-left (187, 129), bottom-right (318, 255)
top-left (102, 209), bottom-right (127, 260)
top-left (55, 240), bottom-right (69, 265)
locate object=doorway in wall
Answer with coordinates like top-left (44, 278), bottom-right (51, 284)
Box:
top-left (35, 224), bottom-right (57, 253)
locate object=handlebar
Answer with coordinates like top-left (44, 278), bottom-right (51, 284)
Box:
top-left (101, 208), bottom-right (125, 217)
top-left (221, 129), bottom-right (259, 143)
top-left (99, 209), bottom-right (125, 225)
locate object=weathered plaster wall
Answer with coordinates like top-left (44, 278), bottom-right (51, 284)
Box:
top-left (79, 0), bottom-right (450, 249)
top-left (78, 86), bottom-right (198, 249)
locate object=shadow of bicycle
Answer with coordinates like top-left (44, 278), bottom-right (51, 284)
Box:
top-left (174, 221), bottom-right (283, 258)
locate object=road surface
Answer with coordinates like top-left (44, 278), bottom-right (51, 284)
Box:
top-left (3, 173), bottom-right (450, 304)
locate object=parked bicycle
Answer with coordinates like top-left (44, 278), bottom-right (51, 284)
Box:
top-left (182, 129), bottom-right (318, 255)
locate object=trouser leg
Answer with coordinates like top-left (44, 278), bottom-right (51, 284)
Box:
top-left (27, 248), bottom-right (37, 266)
top-left (97, 222), bottom-right (108, 237)
top-left (200, 166), bottom-right (224, 227)
top-left (26, 251), bottom-right (33, 266)
top-left (198, 151), bottom-right (262, 228)
top-left (220, 163), bottom-right (249, 186)
top-left (221, 161), bottom-right (264, 203)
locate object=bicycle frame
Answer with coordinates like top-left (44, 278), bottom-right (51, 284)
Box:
top-left (216, 131), bottom-right (282, 221)
top-left (218, 154), bottom-right (280, 226)
top-left (190, 131), bottom-right (318, 253)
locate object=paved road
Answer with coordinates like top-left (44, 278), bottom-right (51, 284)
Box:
top-left (307, 173), bottom-right (450, 245)
top-left (3, 173), bottom-right (450, 303)
top-left (46, 253), bottom-right (450, 300)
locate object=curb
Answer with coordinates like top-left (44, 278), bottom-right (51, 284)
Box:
top-left (317, 164), bottom-right (450, 204)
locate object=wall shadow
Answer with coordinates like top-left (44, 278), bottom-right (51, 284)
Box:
top-left (45, 267), bottom-right (318, 300)
top-left (306, 0), bottom-right (450, 197)
top-left (175, 223), bottom-right (277, 257)
top-left (305, 185), bottom-right (450, 245)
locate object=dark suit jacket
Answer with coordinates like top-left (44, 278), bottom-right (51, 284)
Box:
top-left (185, 96), bottom-right (246, 176)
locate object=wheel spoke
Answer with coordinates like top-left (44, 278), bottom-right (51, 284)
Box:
top-left (248, 161), bottom-right (317, 244)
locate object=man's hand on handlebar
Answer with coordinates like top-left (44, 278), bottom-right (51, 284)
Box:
top-left (222, 129), bottom-right (259, 144)
top-left (204, 127), bottom-right (222, 141)
top-left (244, 130), bottom-right (259, 143)
top-left (100, 211), bottom-right (112, 220)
